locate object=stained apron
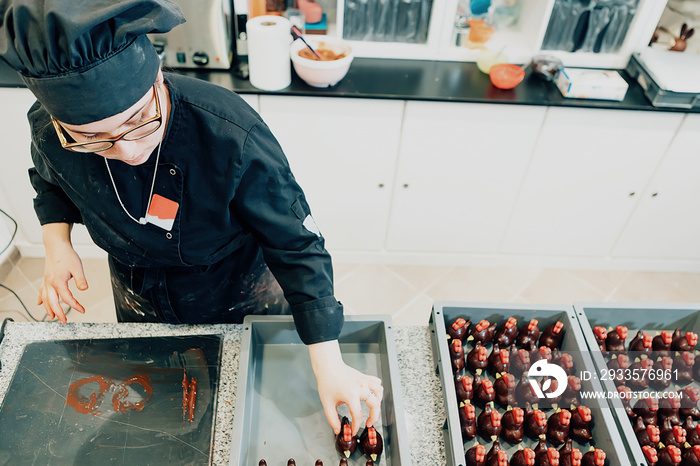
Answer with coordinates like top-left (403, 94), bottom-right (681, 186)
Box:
top-left (108, 239), bottom-right (290, 324)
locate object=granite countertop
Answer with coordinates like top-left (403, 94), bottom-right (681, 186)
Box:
top-left (0, 322), bottom-right (447, 465)
top-left (2, 57), bottom-right (698, 114)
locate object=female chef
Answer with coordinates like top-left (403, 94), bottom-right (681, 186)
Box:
top-left (0, 0), bottom-right (382, 435)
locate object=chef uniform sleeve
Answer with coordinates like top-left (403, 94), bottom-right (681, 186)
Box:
top-left (233, 121), bottom-right (343, 345)
top-left (28, 147), bottom-right (83, 226)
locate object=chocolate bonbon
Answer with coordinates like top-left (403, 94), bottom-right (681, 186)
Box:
top-left (516, 319), bottom-right (540, 351)
top-left (495, 317), bottom-right (519, 347)
top-left (501, 407), bottom-right (526, 444)
top-left (546, 409), bottom-right (571, 446)
top-left (359, 426), bottom-right (383, 462)
top-left (335, 416), bottom-right (357, 458)
top-left (539, 321), bottom-right (565, 350)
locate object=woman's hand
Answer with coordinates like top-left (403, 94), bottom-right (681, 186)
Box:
top-left (38, 223), bottom-right (88, 323)
top-left (308, 339), bottom-right (384, 436)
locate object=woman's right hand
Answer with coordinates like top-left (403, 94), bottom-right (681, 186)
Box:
top-left (38, 223), bottom-right (88, 323)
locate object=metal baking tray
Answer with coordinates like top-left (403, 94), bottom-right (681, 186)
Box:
top-left (574, 302), bottom-right (700, 466)
top-left (229, 315), bottom-right (411, 465)
top-left (627, 53), bottom-right (700, 109)
top-left (429, 301), bottom-right (630, 466)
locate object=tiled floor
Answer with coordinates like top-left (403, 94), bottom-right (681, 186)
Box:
top-left (2, 251), bottom-right (700, 325)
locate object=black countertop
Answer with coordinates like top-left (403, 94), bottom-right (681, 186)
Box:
top-left (1, 57), bottom-right (697, 113)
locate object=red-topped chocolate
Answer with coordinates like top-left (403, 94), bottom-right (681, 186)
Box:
top-left (475, 378), bottom-right (497, 408)
top-left (487, 449), bottom-right (509, 466)
top-left (633, 397), bottom-right (659, 425)
top-left (315, 461), bottom-right (323, 466)
top-left (671, 329), bottom-right (698, 352)
top-left (539, 321), bottom-right (565, 350)
top-left (288, 460), bottom-right (296, 466)
top-left (559, 439), bottom-right (573, 458)
top-left (259, 461), bottom-right (267, 466)
top-left (511, 348), bottom-right (532, 378)
top-left (516, 373), bottom-right (541, 407)
top-left (490, 345), bottom-right (510, 374)
top-left (470, 319), bottom-right (497, 346)
top-left (642, 445), bottom-right (658, 465)
top-left (524, 402), bottom-right (548, 439)
top-left (606, 326), bottom-right (627, 353)
top-left (466, 444), bottom-right (487, 466)
top-left (532, 346), bottom-right (553, 364)
top-left (561, 376), bottom-right (582, 408)
top-left (511, 448), bottom-right (536, 466)
top-left (680, 388), bottom-right (700, 420)
top-left (581, 449), bottom-right (606, 466)
top-left (658, 396), bottom-right (682, 426)
top-left (495, 373), bottom-right (517, 409)
top-left (552, 351), bottom-right (575, 376)
top-left (628, 358), bottom-right (654, 391)
top-left (516, 319), bottom-right (541, 352)
top-left (650, 357), bottom-right (674, 390)
top-left (607, 354), bottom-right (630, 386)
top-left (656, 445), bottom-right (682, 466)
top-left (629, 330), bottom-right (654, 354)
top-left (478, 403), bottom-right (503, 441)
top-left (535, 447), bottom-right (559, 466)
top-left (359, 426), bottom-right (383, 462)
top-left (495, 317), bottom-right (519, 347)
top-left (682, 416), bottom-right (699, 445)
top-left (486, 439), bottom-right (507, 466)
top-left (653, 330), bottom-right (673, 358)
top-left (502, 407), bottom-right (526, 444)
top-left (593, 327), bottom-right (608, 353)
top-left (335, 416), bottom-right (357, 458)
top-left (571, 405), bottom-right (593, 443)
top-left (560, 448), bottom-right (583, 466)
top-left (547, 409), bottom-right (571, 446)
top-left (339, 459), bottom-right (348, 466)
top-left (365, 460), bottom-right (374, 466)
top-left (449, 317), bottom-right (472, 341)
top-left (673, 352), bottom-right (695, 386)
top-left (682, 445), bottom-right (700, 466)
top-left (468, 343), bottom-right (490, 375)
top-left (635, 417), bottom-right (660, 448)
top-left (460, 401), bottom-right (477, 440)
top-left (456, 374), bottom-right (474, 402)
top-left (659, 420), bottom-right (686, 449)
top-left (533, 437), bottom-right (548, 456)
top-left (451, 338), bottom-right (466, 373)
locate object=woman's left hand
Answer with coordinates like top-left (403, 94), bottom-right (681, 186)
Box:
top-left (308, 339), bottom-right (384, 436)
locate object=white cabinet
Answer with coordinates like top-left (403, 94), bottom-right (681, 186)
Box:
top-left (0, 88), bottom-right (94, 252)
top-left (613, 114), bottom-right (700, 260)
top-left (258, 96), bottom-right (404, 251)
top-left (501, 107), bottom-right (684, 257)
top-left (386, 101), bottom-right (547, 253)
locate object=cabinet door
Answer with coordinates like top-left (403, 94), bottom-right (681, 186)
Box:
top-left (386, 101), bottom-right (546, 253)
top-left (613, 114), bottom-right (700, 260)
top-left (0, 89), bottom-right (45, 246)
top-left (0, 88), bottom-right (95, 249)
top-left (501, 107), bottom-right (683, 257)
top-left (259, 96), bottom-right (403, 251)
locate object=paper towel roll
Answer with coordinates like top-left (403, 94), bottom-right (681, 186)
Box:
top-left (246, 16), bottom-right (292, 91)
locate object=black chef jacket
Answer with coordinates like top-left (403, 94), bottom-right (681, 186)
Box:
top-left (27, 72), bottom-right (343, 345)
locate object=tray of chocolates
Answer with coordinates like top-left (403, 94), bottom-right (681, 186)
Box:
top-left (429, 302), bottom-right (630, 466)
top-left (229, 315), bottom-right (411, 466)
top-left (574, 302), bottom-right (700, 466)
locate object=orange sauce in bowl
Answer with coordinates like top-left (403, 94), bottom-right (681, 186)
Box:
top-left (298, 47), bottom-right (347, 61)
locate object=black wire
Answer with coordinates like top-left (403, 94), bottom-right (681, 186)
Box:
top-left (0, 208), bottom-right (18, 257)
top-left (0, 283), bottom-right (71, 323)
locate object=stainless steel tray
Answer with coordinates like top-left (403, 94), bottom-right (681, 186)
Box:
top-left (229, 315), bottom-right (411, 465)
top-left (430, 301), bottom-right (630, 466)
top-left (574, 302), bottom-right (700, 466)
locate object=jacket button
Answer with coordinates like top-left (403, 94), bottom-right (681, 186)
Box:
top-left (169, 169), bottom-right (177, 176)
top-left (166, 232), bottom-right (173, 239)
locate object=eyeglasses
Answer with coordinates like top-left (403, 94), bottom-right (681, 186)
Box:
top-left (51, 84), bottom-right (162, 153)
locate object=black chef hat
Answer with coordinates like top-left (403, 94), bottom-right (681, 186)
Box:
top-left (0, 0), bottom-right (185, 124)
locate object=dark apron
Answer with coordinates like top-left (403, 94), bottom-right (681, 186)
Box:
top-left (108, 239), bottom-right (289, 324)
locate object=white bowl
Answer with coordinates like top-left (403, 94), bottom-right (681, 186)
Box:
top-left (290, 36), bottom-right (354, 88)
